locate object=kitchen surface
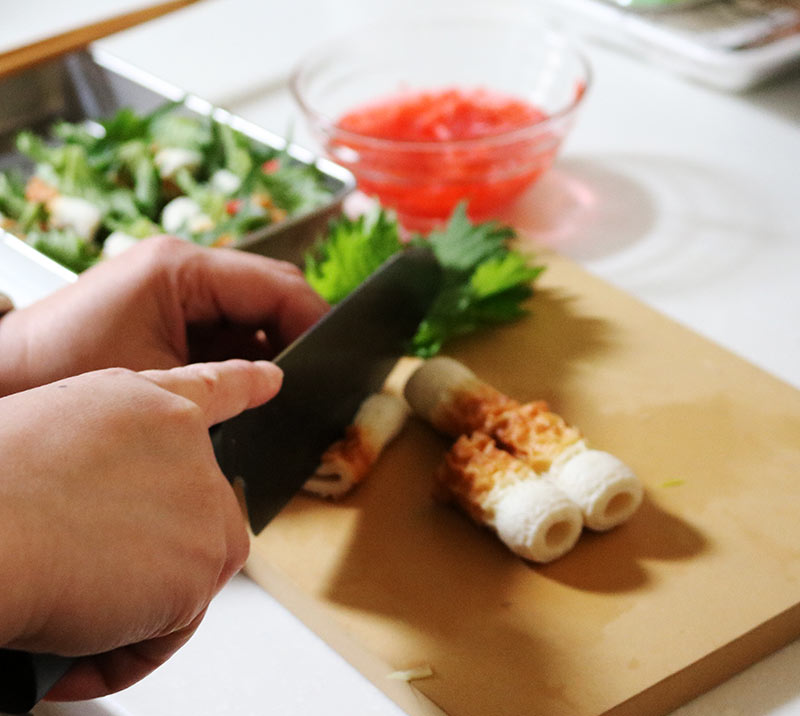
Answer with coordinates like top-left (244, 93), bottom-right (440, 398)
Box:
top-left (2, 0), bottom-right (799, 715)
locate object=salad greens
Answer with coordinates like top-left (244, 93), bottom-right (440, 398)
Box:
top-left (0, 103), bottom-right (334, 273)
top-left (304, 204), bottom-right (545, 358)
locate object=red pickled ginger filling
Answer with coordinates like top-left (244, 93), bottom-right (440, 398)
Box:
top-left (332, 86), bottom-right (560, 228)
top-left (337, 87), bottom-right (548, 142)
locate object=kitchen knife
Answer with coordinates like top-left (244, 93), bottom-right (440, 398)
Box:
top-left (212, 246), bottom-right (441, 534)
top-left (0, 650), bottom-right (72, 714)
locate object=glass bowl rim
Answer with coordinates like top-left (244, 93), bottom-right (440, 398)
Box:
top-left (289, 12), bottom-right (593, 153)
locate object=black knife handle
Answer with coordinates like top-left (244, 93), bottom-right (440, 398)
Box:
top-left (0, 649), bottom-right (74, 714)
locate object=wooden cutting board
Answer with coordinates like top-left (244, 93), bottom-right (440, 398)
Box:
top-left (244, 246), bottom-right (800, 716)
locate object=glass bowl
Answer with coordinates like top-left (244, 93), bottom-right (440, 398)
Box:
top-left (290, 9), bottom-right (591, 230)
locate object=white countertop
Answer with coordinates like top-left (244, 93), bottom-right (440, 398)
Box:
top-left (0, 0), bottom-right (168, 55)
top-left (4, 1), bottom-right (799, 715)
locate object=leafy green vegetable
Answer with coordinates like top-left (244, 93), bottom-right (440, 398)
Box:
top-left (220, 201), bottom-right (271, 234)
top-left (97, 102), bottom-right (182, 147)
top-left (17, 133), bottom-right (96, 196)
top-left (150, 110), bottom-right (212, 153)
top-left (304, 203), bottom-right (544, 357)
top-left (16, 201), bottom-right (46, 233)
top-left (411, 245), bottom-right (543, 357)
top-left (217, 122), bottom-right (253, 178)
top-left (173, 168), bottom-right (225, 221)
top-left (51, 120), bottom-right (101, 149)
top-left (95, 188), bottom-right (142, 224)
top-left (426, 205), bottom-right (514, 274)
top-left (0, 172), bottom-right (27, 218)
top-left (27, 228), bottom-right (99, 273)
top-left (116, 140), bottom-right (160, 213)
top-left (256, 162), bottom-right (332, 214)
top-left (1, 102), bottom-right (335, 271)
top-left (304, 209), bottom-right (403, 304)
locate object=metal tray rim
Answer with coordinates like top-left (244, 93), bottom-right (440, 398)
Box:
top-left (0, 48), bottom-right (356, 274)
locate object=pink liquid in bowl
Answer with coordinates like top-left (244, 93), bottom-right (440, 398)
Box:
top-left (334, 87), bottom-right (570, 229)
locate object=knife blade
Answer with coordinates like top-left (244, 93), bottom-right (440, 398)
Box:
top-left (213, 247), bottom-right (441, 534)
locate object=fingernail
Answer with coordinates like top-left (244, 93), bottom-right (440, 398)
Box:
top-left (253, 360), bottom-right (282, 374)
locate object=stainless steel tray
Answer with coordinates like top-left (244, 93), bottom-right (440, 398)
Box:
top-left (0, 48), bottom-right (355, 270)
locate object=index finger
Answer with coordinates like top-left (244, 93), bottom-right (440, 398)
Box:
top-left (175, 244), bottom-right (329, 348)
top-left (141, 359), bottom-right (283, 427)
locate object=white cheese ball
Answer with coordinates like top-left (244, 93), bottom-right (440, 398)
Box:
top-left (102, 231), bottom-right (140, 258)
top-left (48, 196), bottom-right (102, 240)
top-left (210, 168), bottom-right (242, 195)
top-left (154, 147), bottom-right (202, 179)
top-left (161, 196), bottom-right (211, 235)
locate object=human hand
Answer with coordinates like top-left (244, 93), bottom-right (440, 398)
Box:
top-left (0, 236), bottom-right (328, 396)
top-left (0, 359), bottom-right (281, 700)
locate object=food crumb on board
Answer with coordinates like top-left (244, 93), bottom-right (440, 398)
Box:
top-left (387, 665), bottom-right (434, 682)
top-left (661, 479), bottom-right (686, 488)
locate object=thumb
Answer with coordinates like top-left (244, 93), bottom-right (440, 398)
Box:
top-left (141, 359), bottom-right (283, 426)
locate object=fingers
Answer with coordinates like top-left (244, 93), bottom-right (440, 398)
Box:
top-left (141, 359), bottom-right (283, 427)
top-left (44, 612), bottom-right (207, 702)
top-left (170, 239), bottom-right (329, 348)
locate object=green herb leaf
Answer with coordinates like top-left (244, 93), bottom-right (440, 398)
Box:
top-left (27, 228), bottom-right (99, 273)
top-left (470, 251), bottom-right (545, 298)
top-left (305, 203), bottom-right (545, 357)
top-left (409, 277), bottom-right (534, 358)
top-left (0, 171), bottom-right (28, 219)
top-left (117, 140), bottom-right (160, 214)
top-left (51, 120), bottom-right (99, 149)
top-left (217, 123), bottom-right (252, 178)
top-left (105, 214), bottom-right (161, 239)
top-left (304, 208), bottom-right (403, 304)
top-left (17, 200), bottom-right (46, 233)
top-left (17, 131), bottom-right (106, 198)
top-left (427, 203), bottom-right (515, 274)
top-left (407, 204), bottom-right (544, 356)
top-left (149, 110), bottom-right (212, 152)
top-left (256, 162), bottom-right (332, 214)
